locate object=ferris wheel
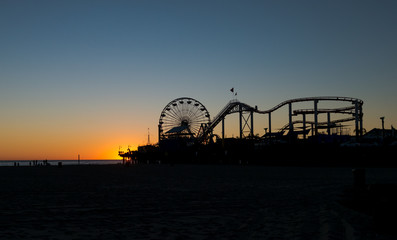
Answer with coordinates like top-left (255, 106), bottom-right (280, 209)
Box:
top-left (159, 97), bottom-right (210, 140)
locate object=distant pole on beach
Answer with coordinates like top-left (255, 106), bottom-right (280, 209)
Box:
top-left (380, 116), bottom-right (385, 140)
top-left (78, 154), bottom-right (80, 165)
top-left (148, 128), bottom-right (150, 145)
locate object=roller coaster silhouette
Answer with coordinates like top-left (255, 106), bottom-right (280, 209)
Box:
top-left (120, 96), bottom-right (369, 165)
top-left (158, 96), bottom-right (364, 145)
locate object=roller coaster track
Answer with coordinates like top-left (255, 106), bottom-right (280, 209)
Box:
top-left (292, 106), bottom-right (356, 116)
top-left (198, 99), bottom-right (254, 141)
top-left (277, 117), bottom-right (356, 133)
top-left (198, 96), bottom-right (363, 142)
top-left (208, 100), bottom-right (253, 131)
top-left (255, 96), bottom-right (363, 114)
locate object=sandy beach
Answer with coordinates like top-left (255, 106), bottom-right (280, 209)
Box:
top-left (0, 164), bottom-right (396, 239)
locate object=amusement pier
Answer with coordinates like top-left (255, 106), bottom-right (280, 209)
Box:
top-left (120, 96), bottom-right (396, 166)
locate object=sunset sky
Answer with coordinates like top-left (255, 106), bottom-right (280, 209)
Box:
top-left (1, 0), bottom-right (396, 160)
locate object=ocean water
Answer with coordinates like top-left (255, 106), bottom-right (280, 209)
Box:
top-left (0, 160), bottom-right (123, 167)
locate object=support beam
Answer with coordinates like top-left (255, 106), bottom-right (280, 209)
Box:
top-left (288, 103), bottom-right (293, 133)
top-left (250, 111), bottom-right (254, 137)
top-left (355, 101), bottom-right (359, 141)
top-left (239, 108), bottom-right (243, 139)
top-left (327, 112), bottom-right (331, 135)
top-left (222, 118), bottom-right (225, 140)
top-left (314, 100), bottom-right (318, 136)
top-left (359, 105), bottom-right (363, 137)
top-left (303, 114), bottom-right (306, 139)
top-left (268, 112), bottom-right (272, 136)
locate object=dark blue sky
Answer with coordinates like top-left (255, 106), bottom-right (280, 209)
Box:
top-left (1, 0), bottom-right (396, 159)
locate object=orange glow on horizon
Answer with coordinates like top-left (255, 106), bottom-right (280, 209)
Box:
top-left (0, 127), bottom-right (147, 161)
top-left (0, 98), bottom-right (391, 161)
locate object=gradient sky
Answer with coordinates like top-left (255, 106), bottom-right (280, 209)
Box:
top-left (1, 0), bottom-right (396, 160)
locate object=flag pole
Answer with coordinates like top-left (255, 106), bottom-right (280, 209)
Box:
top-left (230, 87), bottom-right (234, 100)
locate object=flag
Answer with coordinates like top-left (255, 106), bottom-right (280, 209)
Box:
top-left (230, 88), bottom-right (234, 93)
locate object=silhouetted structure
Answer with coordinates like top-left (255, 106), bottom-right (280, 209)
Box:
top-left (117, 96), bottom-right (397, 166)
top-left (157, 96), bottom-right (363, 145)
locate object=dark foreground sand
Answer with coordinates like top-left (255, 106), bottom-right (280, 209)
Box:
top-left (0, 164), bottom-right (396, 240)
